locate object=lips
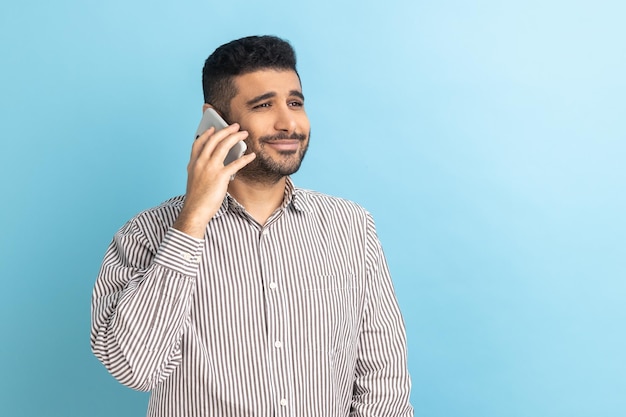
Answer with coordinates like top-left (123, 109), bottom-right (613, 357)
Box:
top-left (264, 139), bottom-right (301, 152)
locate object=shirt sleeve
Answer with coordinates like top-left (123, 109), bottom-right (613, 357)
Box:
top-left (90, 215), bottom-right (204, 392)
top-left (351, 214), bottom-right (414, 417)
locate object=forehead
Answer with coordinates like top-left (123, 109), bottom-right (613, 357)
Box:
top-left (232, 69), bottom-right (302, 99)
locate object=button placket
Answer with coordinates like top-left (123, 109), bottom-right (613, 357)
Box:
top-left (259, 225), bottom-right (292, 416)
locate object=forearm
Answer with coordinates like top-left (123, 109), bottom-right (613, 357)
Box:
top-left (351, 296), bottom-right (413, 417)
top-left (91, 226), bottom-right (203, 391)
top-left (351, 214), bottom-right (413, 416)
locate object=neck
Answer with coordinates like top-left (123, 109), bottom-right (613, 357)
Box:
top-left (227, 175), bottom-right (288, 226)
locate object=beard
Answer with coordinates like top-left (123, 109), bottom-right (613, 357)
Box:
top-left (236, 131), bottom-right (310, 184)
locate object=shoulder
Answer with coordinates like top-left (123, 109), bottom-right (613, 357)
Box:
top-left (117, 196), bottom-right (185, 247)
top-left (292, 187), bottom-right (382, 253)
top-left (131, 195), bottom-right (185, 228)
top-left (293, 187), bottom-right (374, 223)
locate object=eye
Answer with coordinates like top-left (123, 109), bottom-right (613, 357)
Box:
top-left (289, 100), bottom-right (304, 107)
top-left (252, 102), bottom-right (271, 109)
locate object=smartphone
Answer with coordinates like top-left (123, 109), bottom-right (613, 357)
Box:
top-left (194, 108), bottom-right (247, 166)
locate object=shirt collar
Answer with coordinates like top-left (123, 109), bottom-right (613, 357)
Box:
top-left (289, 178), bottom-right (313, 214)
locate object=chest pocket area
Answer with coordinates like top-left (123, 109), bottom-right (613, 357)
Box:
top-left (298, 273), bottom-right (361, 353)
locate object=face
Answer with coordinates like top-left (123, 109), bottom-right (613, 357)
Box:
top-left (225, 69), bottom-right (310, 183)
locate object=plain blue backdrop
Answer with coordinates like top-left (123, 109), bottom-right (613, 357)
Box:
top-left (1, 1), bottom-right (624, 416)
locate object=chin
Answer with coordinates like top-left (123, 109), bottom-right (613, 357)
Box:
top-left (238, 153), bottom-right (305, 182)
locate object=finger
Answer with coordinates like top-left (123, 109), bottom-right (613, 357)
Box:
top-left (190, 126), bottom-right (215, 159)
top-left (194, 124), bottom-right (244, 162)
top-left (224, 152), bottom-right (256, 175)
top-left (210, 130), bottom-right (249, 162)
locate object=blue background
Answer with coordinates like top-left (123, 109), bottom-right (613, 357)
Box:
top-left (1, 1), bottom-right (624, 416)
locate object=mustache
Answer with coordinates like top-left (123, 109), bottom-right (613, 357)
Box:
top-left (259, 132), bottom-right (308, 142)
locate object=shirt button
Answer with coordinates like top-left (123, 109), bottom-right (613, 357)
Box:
top-left (180, 252), bottom-right (198, 263)
top-left (280, 398), bottom-right (288, 407)
top-left (274, 341), bottom-right (283, 348)
top-left (269, 282), bottom-right (277, 290)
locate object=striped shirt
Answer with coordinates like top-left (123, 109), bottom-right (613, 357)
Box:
top-left (91, 178), bottom-right (413, 417)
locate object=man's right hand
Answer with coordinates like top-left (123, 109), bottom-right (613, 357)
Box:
top-left (173, 123), bottom-right (256, 238)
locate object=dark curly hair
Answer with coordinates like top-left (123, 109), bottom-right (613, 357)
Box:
top-left (202, 35), bottom-right (298, 119)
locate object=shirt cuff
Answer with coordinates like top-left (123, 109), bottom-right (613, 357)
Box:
top-left (153, 227), bottom-right (204, 276)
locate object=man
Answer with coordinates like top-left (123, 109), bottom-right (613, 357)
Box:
top-left (91, 35), bottom-right (413, 417)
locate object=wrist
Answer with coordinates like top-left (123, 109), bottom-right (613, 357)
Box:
top-left (173, 207), bottom-right (214, 239)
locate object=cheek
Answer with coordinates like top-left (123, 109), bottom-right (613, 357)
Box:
top-left (238, 117), bottom-right (270, 138)
top-left (297, 115), bottom-right (311, 133)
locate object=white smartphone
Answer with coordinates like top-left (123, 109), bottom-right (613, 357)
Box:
top-left (195, 108), bottom-right (247, 166)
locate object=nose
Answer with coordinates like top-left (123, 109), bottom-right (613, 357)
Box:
top-left (274, 104), bottom-right (297, 134)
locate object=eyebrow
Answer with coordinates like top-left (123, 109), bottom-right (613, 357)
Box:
top-left (246, 90), bottom-right (305, 107)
